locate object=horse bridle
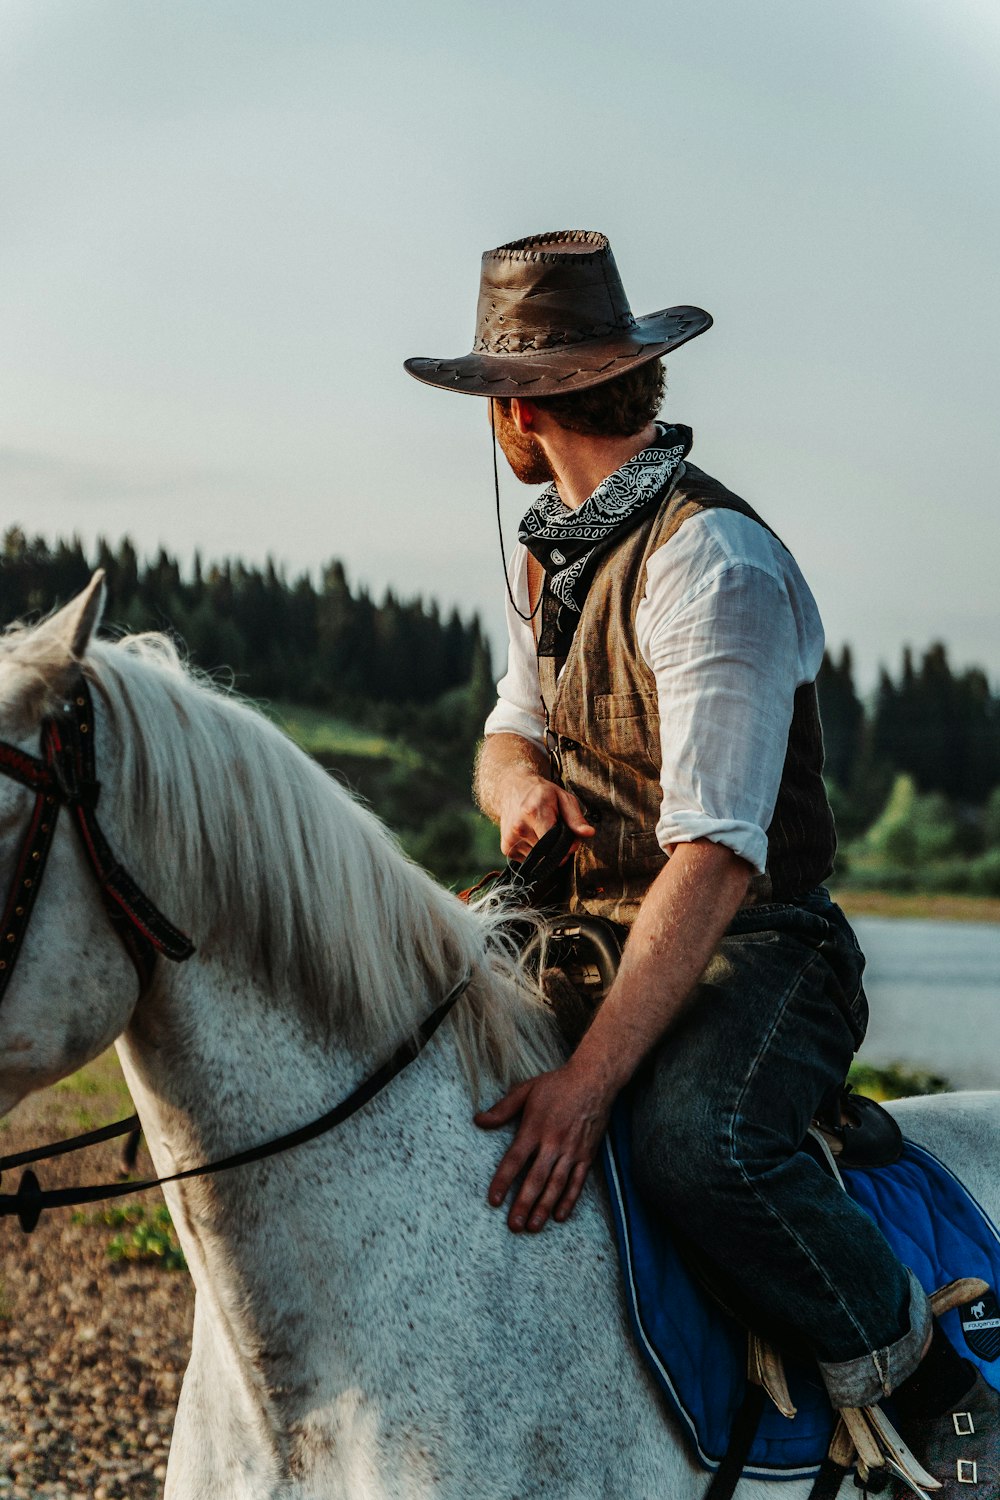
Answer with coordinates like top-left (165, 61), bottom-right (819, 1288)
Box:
top-left (0, 673), bottom-right (470, 1233)
top-left (0, 675), bottom-right (195, 1003)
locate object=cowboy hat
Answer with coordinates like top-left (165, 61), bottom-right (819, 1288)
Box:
top-left (404, 230), bottom-right (711, 399)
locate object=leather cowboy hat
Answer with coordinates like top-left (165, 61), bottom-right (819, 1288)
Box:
top-left (404, 230), bottom-right (712, 399)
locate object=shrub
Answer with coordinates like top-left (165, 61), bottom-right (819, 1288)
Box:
top-left (404, 808), bottom-right (475, 884)
top-left (849, 1061), bottom-right (949, 1100)
top-left (851, 774), bottom-right (966, 874)
top-left (985, 788), bottom-right (1000, 849)
top-left (75, 1203), bottom-right (187, 1271)
top-left (967, 848), bottom-right (1000, 897)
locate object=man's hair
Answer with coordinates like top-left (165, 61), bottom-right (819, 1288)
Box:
top-left (526, 358), bottom-right (666, 437)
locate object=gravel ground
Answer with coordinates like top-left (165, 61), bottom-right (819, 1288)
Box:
top-left (0, 1054), bottom-right (194, 1499)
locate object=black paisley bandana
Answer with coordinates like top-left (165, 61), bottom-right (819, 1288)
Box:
top-left (519, 424), bottom-right (693, 657)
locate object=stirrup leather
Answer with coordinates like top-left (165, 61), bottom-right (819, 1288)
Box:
top-left (836, 1404), bottom-right (943, 1497)
top-left (747, 1332), bottom-right (797, 1419)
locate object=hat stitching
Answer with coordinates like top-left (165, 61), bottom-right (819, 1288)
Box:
top-left (489, 229), bottom-right (609, 265)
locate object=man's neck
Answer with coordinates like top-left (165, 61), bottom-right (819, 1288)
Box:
top-left (538, 420), bottom-right (660, 511)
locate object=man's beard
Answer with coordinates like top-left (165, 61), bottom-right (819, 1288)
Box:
top-left (492, 404), bottom-right (555, 485)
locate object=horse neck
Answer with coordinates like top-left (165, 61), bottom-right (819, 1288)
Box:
top-left (116, 949), bottom-right (486, 1391)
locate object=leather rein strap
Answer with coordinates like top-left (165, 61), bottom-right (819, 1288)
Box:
top-left (0, 676), bottom-right (194, 1002)
top-left (0, 971), bottom-right (471, 1232)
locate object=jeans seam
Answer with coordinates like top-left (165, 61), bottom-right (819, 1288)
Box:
top-left (727, 950), bottom-right (884, 1363)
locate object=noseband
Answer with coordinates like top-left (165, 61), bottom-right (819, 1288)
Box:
top-left (0, 675), bottom-right (195, 1003)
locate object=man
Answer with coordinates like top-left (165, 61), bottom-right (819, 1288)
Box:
top-left (405, 231), bottom-right (997, 1493)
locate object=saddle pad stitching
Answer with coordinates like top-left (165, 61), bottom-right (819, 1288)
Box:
top-left (901, 1141), bottom-right (1000, 1253)
top-left (602, 1132), bottom-right (825, 1482)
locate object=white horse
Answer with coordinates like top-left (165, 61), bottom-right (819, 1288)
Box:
top-left (0, 575), bottom-right (997, 1500)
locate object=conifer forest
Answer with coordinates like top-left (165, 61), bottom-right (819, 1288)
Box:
top-left (2, 527), bottom-right (999, 895)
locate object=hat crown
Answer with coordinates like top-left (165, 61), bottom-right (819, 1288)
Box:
top-left (473, 231), bottom-right (637, 357)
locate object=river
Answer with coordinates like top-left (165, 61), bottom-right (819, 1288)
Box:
top-left (853, 916), bottom-right (1000, 1090)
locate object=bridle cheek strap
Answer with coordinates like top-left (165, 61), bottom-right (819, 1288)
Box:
top-left (0, 679), bottom-right (194, 1004)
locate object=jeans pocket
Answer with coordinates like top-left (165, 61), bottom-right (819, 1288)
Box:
top-left (755, 896), bottom-right (869, 1049)
top-left (813, 917), bottom-right (868, 1049)
top-left (845, 981), bottom-right (870, 1048)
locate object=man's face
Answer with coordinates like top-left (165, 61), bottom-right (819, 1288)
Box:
top-left (491, 400), bottom-right (554, 485)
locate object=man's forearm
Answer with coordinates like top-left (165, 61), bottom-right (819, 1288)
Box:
top-left (573, 839), bottom-right (752, 1092)
top-left (475, 836), bottom-right (753, 1233)
top-left (474, 732), bottom-right (551, 824)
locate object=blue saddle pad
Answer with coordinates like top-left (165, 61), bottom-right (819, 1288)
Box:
top-left (602, 1098), bottom-right (1000, 1482)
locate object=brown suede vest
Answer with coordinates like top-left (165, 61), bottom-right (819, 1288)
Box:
top-left (536, 461), bottom-right (837, 926)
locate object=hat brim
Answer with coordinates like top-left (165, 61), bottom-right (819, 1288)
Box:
top-left (404, 305), bottom-right (712, 398)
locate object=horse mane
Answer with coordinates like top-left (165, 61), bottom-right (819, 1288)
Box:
top-left (71, 632), bottom-right (560, 1098)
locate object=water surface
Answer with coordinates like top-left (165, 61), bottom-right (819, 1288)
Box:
top-left (853, 917), bottom-right (1000, 1090)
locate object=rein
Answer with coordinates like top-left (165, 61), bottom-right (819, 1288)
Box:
top-left (0, 971), bottom-right (471, 1233)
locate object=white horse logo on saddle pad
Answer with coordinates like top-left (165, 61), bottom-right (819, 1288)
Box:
top-left (962, 1288), bottom-right (1000, 1360)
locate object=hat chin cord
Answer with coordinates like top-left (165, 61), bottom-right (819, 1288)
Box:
top-left (491, 397), bottom-right (543, 627)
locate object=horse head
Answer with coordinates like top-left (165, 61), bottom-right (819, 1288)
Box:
top-left (0, 572), bottom-right (143, 1115)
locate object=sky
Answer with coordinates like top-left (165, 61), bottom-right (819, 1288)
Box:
top-left (0, 0), bottom-right (997, 689)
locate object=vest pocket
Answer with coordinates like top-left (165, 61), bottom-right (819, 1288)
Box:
top-left (594, 692), bottom-right (659, 765)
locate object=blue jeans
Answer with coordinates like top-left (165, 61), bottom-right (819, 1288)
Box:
top-left (630, 888), bottom-right (930, 1407)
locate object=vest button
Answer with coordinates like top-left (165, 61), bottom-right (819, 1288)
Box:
top-left (561, 736), bottom-right (579, 752)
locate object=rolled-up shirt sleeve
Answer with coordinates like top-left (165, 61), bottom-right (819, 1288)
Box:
top-left (638, 518), bottom-right (825, 873)
top-left (483, 542), bottom-right (548, 750)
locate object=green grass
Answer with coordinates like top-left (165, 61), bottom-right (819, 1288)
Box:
top-left (76, 1203), bottom-right (188, 1272)
top-left (262, 700), bottom-right (423, 766)
top-left (53, 1053), bottom-right (134, 1100)
top-left (54, 1071), bottom-right (103, 1095)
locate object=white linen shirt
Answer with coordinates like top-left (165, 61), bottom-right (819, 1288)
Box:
top-left (483, 507), bottom-right (826, 874)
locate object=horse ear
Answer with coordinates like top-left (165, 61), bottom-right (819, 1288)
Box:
top-left (19, 570), bottom-right (107, 689)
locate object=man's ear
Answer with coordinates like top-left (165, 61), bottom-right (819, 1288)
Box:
top-left (14, 570), bottom-right (106, 697)
top-left (509, 398), bottom-right (538, 434)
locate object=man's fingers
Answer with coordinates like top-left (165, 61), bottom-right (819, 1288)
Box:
top-left (502, 834), bottom-right (540, 861)
top-left (474, 1081), bottom-right (530, 1130)
top-left (476, 1066), bottom-right (606, 1231)
top-left (507, 1150), bottom-right (566, 1232)
top-left (522, 1155), bottom-right (575, 1233)
top-left (553, 1160), bottom-right (591, 1222)
top-left (554, 789), bottom-right (595, 838)
top-left (500, 807), bottom-right (559, 858)
top-left (485, 1139), bottom-right (535, 1209)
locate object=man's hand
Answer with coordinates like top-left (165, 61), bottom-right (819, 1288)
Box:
top-left (474, 1059), bottom-right (614, 1232)
top-left (474, 732), bottom-right (595, 861)
top-left (498, 772), bottom-right (595, 861)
